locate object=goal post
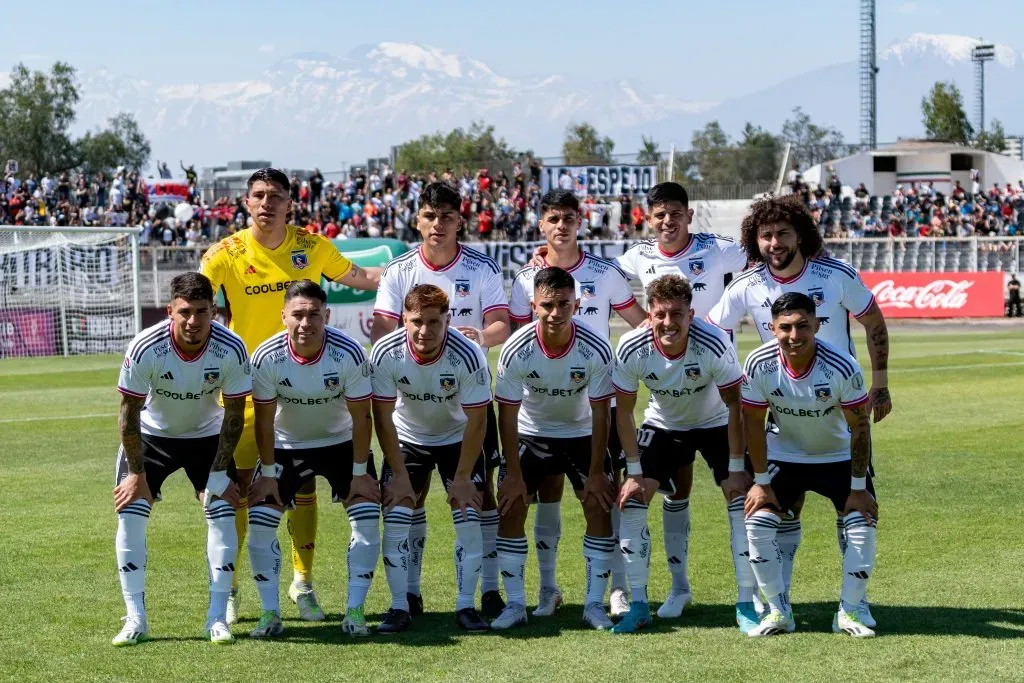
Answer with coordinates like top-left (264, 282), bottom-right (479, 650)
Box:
top-left (0, 226), bottom-right (142, 358)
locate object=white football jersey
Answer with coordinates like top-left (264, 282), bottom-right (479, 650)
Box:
top-left (251, 328), bottom-right (372, 449)
top-left (707, 256), bottom-right (875, 357)
top-left (370, 327), bottom-right (492, 447)
top-left (616, 233), bottom-right (748, 317)
top-left (613, 319), bottom-right (743, 431)
top-left (741, 338), bottom-right (869, 464)
top-left (495, 321), bottom-right (614, 438)
top-left (118, 320), bottom-right (251, 439)
top-left (508, 251), bottom-right (636, 339)
top-left (373, 244), bottom-right (509, 348)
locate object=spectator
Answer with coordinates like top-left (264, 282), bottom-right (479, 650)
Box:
top-left (1008, 274), bottom-right (1022, 317)
top-left (309, 168), bottom-right (324, 207)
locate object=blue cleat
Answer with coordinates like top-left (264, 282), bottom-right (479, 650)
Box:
top-left (611, 601), bottom-right (652, 634)
top-left (736, 602), bottom-right (760, 634)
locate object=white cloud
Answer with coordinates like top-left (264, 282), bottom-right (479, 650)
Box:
top-left (258, 43), bottom-right (275, 54)
top-left (895, 2), bottom-right (920, 14)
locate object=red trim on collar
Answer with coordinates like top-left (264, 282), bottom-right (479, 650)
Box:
top-left (779, 347), bottom-right (815, 379)
top-left (418, 244), bottom-right (462, 272)
top-left (768, 258), bottom-right (808, 284)
top-left (657, 234), bottom-right (693, 258)
top-left (544, 249), bottom-right (586, 273)
top-left (288, 336), bottom-right (325, 365)
top-left (536, 321), bottom-right (575, 360)
top-left (169, 321), bottom-right (209, 363)
top-left (408, 331), bottom-right (446, 365)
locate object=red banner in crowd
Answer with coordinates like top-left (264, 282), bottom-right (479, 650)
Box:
top-left (859, 272), bottom-right (1004, 318)
top-left (146, 179), bottom-right (191, 204)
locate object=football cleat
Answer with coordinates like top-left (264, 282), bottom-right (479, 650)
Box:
top-left (747, 609), bottom-right (796, 637)
top-left (609, 587), bottom-right (631, 618)
top-left (407, 592), bottom-right (424, 617)
top-left (455, 607), bottom-right (491, 632)
top-left (735, 602), bottom-right (760, 634)
top-left (656, 590), bottom-right (693, 618)
top-left (833, 608), bottom-right (875, 638)
top-left (377, 608), bottom-right (412, 634)
top-left (250, 610), bottom-right (284, 638)
top-left (111, 617), bottom-right (150, 647)
top-left (226, 587), bottom-right (241, 625)
top-left (582, 602), bottom-right (615, 631)
top-left (206, 619), bottom-right (235, 645)
top-left (858, 599), bottom-right (877, 628)
top-left (480, 590), bottom-right (506, 619)
top-left (533, 587), bottom-right (563, 617)
top-left (611, 601), bottom-right (652, 634)
top-left (490, 603), bottom-right (528, 630)
top-left (288, 582), bottom-right (326, 622)
top-left (342, 606), bottom-right (370, 637)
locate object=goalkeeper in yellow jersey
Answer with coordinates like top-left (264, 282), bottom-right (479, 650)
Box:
top-left (200, 168), bottom-right (380, 623)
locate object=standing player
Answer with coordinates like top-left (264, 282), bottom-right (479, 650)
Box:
top-left (491, 267), bottom-right (617, 631)
top-left (371, 182), bottom-right (510, 618)
top-left (510, 188), bottom-right (646, 618)
top-left (370, 284), bottom-right (493, 633)
top-left (200, 167), bottom-right (380, 624)
top-left (612, 275), bottom-right (755, 633)
top-left (707, 194), bottom-right (890, 622)
top-left (246, 281), bottom-right (377, 638)
top-left (741, 293), bottom-right (878, 637)
top-left (112, 273), bottom-right (250, 646)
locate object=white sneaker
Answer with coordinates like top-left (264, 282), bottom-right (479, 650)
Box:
top-left (111, 617), bottom-right (150, 647)
top-left (533, 586), bottom-right (563, 617)
top-left (656, 590), bottom-right (693, 618)
top-left (747, 609), bottom-right (796, 637)
top-left (226, 587), bottom-right (240, 625)
top-left (288, 582), bottom-right (326, 622)
top-left (250, 610), bottom-right (284, 638)
top-left (833, 608), bottom-right (875, 638)
top-left (582, 602), bottom-right (614, 630)
top-left (490, 603), bottom-right (528, 630)
top-left (206, 619), bottom-right (235, 645)
top-left (858, 599), bottom-right (877, 628)
top-left (609, 588), bottom-right (630, 618)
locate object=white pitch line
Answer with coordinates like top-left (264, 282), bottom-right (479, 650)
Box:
top-left (0, 412), bottom-right (116, 424)
top-left (891, 361), bottom-right (1024, 374)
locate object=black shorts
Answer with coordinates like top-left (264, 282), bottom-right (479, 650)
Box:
top-left (768, 459), bottom-right (876, 516)
top-left (114, 434), bottom-right (233, 500)
top-left (500, 435), bottom-right (613, 496)
top-left (609, 405), bottom-right (625, 471)
top-left (260, 441), bottom-right (377, 508)
top-left (380, 441), bottom-right (486, 494)
top-left (637, 424), bottom-right (739, 494)
top-left (483, 402), bottom-right (500, 470)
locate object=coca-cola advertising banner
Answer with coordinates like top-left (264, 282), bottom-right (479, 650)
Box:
top-left (860, 272), bottom-right (1004, 318)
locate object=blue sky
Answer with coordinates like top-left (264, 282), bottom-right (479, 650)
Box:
top-left (3, 0), bottom-right (1022, 99)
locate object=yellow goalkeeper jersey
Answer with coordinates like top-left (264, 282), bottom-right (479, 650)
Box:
top-left (200, 225), bottom-right (352, 353)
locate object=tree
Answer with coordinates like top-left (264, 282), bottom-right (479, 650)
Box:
top-left (688, 120), bottom-right (734, 185)
top-left (0, 62), bottom-right (80, 175)
top-left (921, 81), bottom-right (973, 144)
top-left (562, 122), bottom-right (614, 165)
top-left (394, 121), bottom-right (517, 174)
top-left (780, 106), bottom-right (847, 169)
top-left (737, 123), bottom-right (782, 183)
top-left (974, 118), bottom-right (1007, 154)
top-left (636, 135), bottom-right (661, 164)
top-left (77, 113), bottom-right (152, 175)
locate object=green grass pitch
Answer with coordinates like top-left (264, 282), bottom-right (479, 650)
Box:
top-left (1, 329), bottom-right (1022, 682)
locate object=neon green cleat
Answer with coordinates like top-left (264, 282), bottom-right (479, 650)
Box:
top-left (342, 606), bottom-right (370, 637)
top-left (288, 582), bottom-right (326, 622)
top-left (250, 610), bottom-right (284, 638)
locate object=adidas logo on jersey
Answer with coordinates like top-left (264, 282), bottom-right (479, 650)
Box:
top-left (245, 265), bottom-right (257, 275)
top-left (160, 371), bottom-right (174, 380)
top-left (645, 372), bottom-right (659, 381)
top-left (279, 378), bottom-right (292, 387)
top-left (527, 370), bottom-right (541, 379)
top-left (399, 376), bottom-right (411, 385)
top-left (771, 388), bottom-right (784, 397)
top-left (761, 298), bottom-right (772, 308)
top-left (646, 266), bottom-right (657, 275)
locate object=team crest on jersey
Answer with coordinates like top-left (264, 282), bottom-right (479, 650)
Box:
top-left (570, 367), bottom-right (586, 384)
top-left (455, 280), bottom-right (471, 297)
top-left (685, 365), bottom-right (702, 381)
top-left (203, 369), bottom-right (220, 384)
top-left (688, 259), bottom-right (704, 276)
top-left (808, 287), bottom-right (825, 306)
top-left (323, 374), bottom-right (340, 390)
top-left (291, 250), bottom-right (309, 270)
top-left (579, 281), bottom-right (596, 299)
top-left (814, 384), bottom-right (832, 402)
top-left (440, 374), bottom-right (456, 392)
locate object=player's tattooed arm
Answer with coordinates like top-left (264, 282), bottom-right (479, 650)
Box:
top-left (844, 402), bottom-right (872, 478)
top-left (118, 394), bottom-right (146, 474)
top-left (212, 396), bottom-right (246, 472)
top-left (857, 303), bottom-right (892, 422)
top-left (338, 264), bottom-right (381, 291)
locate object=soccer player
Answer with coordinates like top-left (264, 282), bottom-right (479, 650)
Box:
top-left (509, 188), bottom-right (646, 618)
top-left (491, 266), bottom-right (617, 631)
top-left (741, 293), bottom-right (878, 637)
top-left (370, 285), bottom-right (493, 633)
top-left (112, 273), bottom-right (250, 646)
top-left (371, 182), bottom-right (510, 618)
top-left (246, 280), bottom-right (377, 638)
top-left (200, 167), bottom-right (379, 623)
top-left (612, 275), bottom-right (754, 633)
top-left (707, 194), bottom-right (891, 623)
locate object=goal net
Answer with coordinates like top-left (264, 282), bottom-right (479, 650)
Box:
top-left (0, 227), bottom-right (141, 358)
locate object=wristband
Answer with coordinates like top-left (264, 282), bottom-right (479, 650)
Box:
top-left (728, 458), bottom-right (746, 473)
top-left (625, 461), bottom-right (643, 477)
top-left (850, 476), bottom-right (867, 491)
top-left (753, 472), bottom-right (772, 486)
top-left (205, 470), bottom-right (230, 498)
top-left (352, 461), bottom-right (368, 477)
top-left (260, 463), bottom-right (283, 480)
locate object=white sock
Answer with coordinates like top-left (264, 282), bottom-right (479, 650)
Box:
top-left (480, 509), bottom-right (500, 593)
top-left (777, 517), bottom-right (802, 595)
top-left (746, 509), bottom-right (787, 612)
top-left (116, 499), bottom-right (151, 623)
top-left (609, 505), bottom-right (626, 592)
top-left (346, 502), bottom-right (381, 610)
top-left (408, 508), bottom-right (427, 597)
top-left (619, 500), bottom-right (650, 603)
top-left (497, 536), bottom-right (528, 606)
top-left (583, 535), bottom-right (616, 606)
top-left (205, 499), bottom-right (237, 624)
top-left (727, 496), bottom-right (757, 604)
top-left (662, 498), bottom-right (691, 595)
top-left (452, 508), bottom-right (483, 611)
top-left (840, 512), bottom-right (877, 613)
top-left (534, 502), bottom-right (561, 591)
top-left (383, 506), bottom-right (412, 612)
top-left (247, 506), bottom-right (283, 614)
